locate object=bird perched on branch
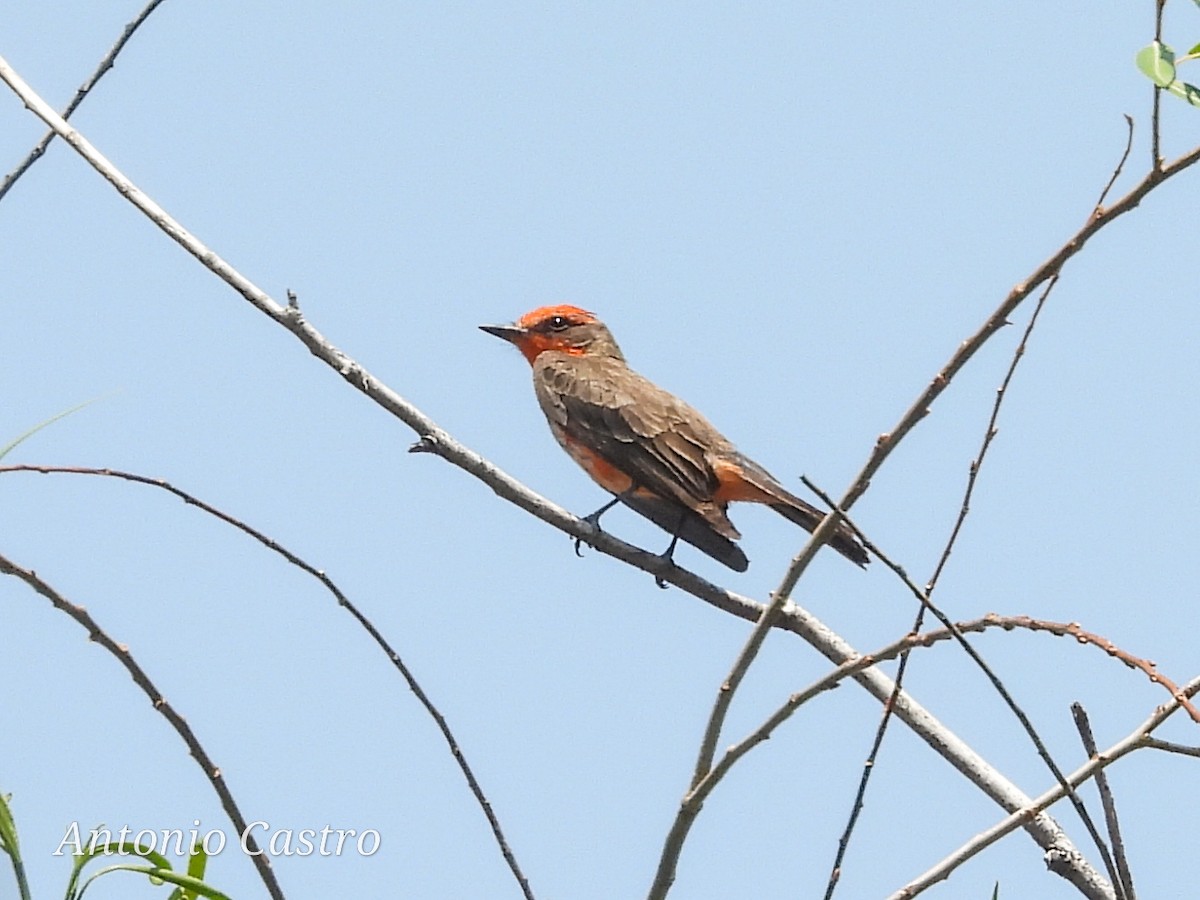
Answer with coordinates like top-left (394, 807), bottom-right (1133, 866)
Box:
top-left (480, 305), bottom-right (868, 573)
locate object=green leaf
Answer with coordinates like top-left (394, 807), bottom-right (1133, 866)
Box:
top-left (0, 794), bottom-right (31, 900)
top-left (1167, 78), bottom-right (1200, 107)
top-left (180, 842), bottom-right (209, 900)
top-left (0, 794), bottom-right (19, 859)
top-left (1188, 42), bottom-right (1200, 58)
top-left (75, 863), bottom-right (232, 900)
top-left (1136, 40), bottom-right (1177, 88)
top-left (1135, 40), bottom-right (1200, 107)
top-left (65, 834), bottom-right (174, 900)
top-left (0, 397), bottom-right (104, 461)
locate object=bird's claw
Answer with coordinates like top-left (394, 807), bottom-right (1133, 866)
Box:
top-left (574, 514), bottom-right (604, 557)
top-left (654, 553), bottom-right (677, 589)
top-left (653, 530), bottom-right (681, 588)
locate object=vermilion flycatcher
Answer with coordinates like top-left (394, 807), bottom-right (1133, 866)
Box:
top-left (481, 305), bottom-right (868, 572)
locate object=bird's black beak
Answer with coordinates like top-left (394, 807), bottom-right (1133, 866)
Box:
top-left (479, 322), bottom-right (527, 344)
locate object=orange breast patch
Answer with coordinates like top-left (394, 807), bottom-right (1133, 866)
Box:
top-left (554, 429), bottom-right (635, 495)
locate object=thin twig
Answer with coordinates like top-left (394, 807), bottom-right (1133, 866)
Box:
top-left (0, 552), bottom-right (285, 900)
top-left (821, 114), bottom-right (1137, 900)
top-left (661, 605), bottom-right (1199, 900)
top-left (656, 625), bottom-right (962, 880)
top-left (875, 614), bottom-right (1197, 702)
top-left (1141, 737), bottom-right (1200, 758)
top-left (0, 464), bottom-right (537, 900)
top-left (0, 0), bottom-right (170, 202)
top-left (822, 272), bottom-right (1060, 899)
top-left (676, 108), bottom-right (1196, 900)
top-left (803, 487), bottom-right (1133, 894)
top-left (1097, 116), bottom-right (1137, 212)
top-left (655, 598), bottom-right (1179, 900)
top-left (687, 517), bottom-right (838, 788)
top-left (655, 513), bottom-right (846, 900)
top-left (890, 678), bottom-right (1200, 899)
top-left (929, 280), bottom-right (1056, 595)
top-left (687, 611), bottom-right (1197, 818)
top-left (831, 536), bottom-right (1200, 727)
top-left (1072, 704), bottom-right (1136, 900)
top-left (1151, 0), bottom-right (1165, 168)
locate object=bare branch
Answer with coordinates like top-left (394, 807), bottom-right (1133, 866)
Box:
top-left (0, 552), bottom-right (286, 900)
top-left (1096, 116), bottom-right (1136, 212)
top-left (0, 464), bottom-right (537, 900)
top-left (808, 476), bottom-right (1123, 892)
top-left (1072, 704), bottom-right (1136, 900)
top-left (1151, 0), bottom-right (1165, 168)
top-left (656, 595), bottom-right (1200, 900)
top-left (1141, 737), bottom-right (1200, 758)
top-left (673, 107), bottom-right (1200, 900)
top-left (914, 615), bottom-right (1198, 723)
top-left (0, 0), bottom-right (170, 202)
top-left (705, 614), bottom-right (1200, 799)
top-left (890, 678), bottom-right (1200, 899)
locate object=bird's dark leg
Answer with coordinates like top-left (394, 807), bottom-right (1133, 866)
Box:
top-left (654, 510), bottom-right (687, 589)
top-left (575, 493), bottom-right (625, 557)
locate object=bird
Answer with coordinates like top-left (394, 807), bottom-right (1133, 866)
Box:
top-left (480, 305), bottom-right (869, 573)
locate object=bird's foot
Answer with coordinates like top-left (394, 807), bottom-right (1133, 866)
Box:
top-left (654, 532), bottom-right (682, 589)
top-left (575, 496), bottom-right (622, 557)
top-left (574, 528), bottom-right (598, 558)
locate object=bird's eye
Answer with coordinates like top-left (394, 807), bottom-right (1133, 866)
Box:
top-left (548, 315), bottom-right (569, 331)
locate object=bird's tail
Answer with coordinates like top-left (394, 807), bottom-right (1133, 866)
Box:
top-left (734, 456), bottom-right (870, 567)
top-left (768, 499), bottom-right (869, 567)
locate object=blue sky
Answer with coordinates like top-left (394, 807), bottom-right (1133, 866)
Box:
top-left (2, 3), bottom-right (1198, 899)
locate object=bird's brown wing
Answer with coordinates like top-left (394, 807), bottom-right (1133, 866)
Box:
top-left (536, 356), bottom-right (869, 569)
top-left (535, 356), bottom-right (744, 545)
top-left (537, 359), bottom-right (723, 509)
